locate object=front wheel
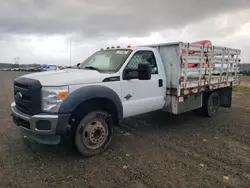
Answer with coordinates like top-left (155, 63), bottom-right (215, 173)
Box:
top-left (74, 111), bottom-right (114, 157)
top-left (203, 92), bottom-right (220, 117)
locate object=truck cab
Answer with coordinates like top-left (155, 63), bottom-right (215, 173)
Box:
top-left (11, 42), bottom-right (240, 157)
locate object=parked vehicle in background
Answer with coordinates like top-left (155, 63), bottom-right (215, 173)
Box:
top-left (45, 65), bottom-right (58, 71)
top-left (38, 68), bottom-right (44, 72)
top-left (11, 41), bottom-right (241, 157)
top-left (242, 69), bottom-right (250, 76)
top-left (14, 68), bottom-right (20, 71)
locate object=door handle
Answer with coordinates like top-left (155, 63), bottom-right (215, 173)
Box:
top-left (158, 79), bottom-right (163, 87)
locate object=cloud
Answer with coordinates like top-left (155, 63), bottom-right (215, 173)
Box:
top-left (0, 0), bottom-right (250, 37)
top-left (0, 0), bottom-right (249, 65)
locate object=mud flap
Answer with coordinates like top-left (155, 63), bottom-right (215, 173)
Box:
top-left (218, 85), bottom-right (232, 108)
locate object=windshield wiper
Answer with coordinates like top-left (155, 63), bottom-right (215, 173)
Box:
top-left (84, 66), bottom-right (100, 72)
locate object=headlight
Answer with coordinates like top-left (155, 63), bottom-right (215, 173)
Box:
top-left (42, 86), bottom-right (69, 113)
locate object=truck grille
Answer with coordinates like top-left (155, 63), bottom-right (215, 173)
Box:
top-left (14, 77), bottom-right (42, 115)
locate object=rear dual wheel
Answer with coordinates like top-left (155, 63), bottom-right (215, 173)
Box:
top-left (202, 92), bottom-right (220, 117)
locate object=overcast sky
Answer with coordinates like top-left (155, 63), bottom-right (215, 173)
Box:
top-left (0, 0), bottom-right (250, 65)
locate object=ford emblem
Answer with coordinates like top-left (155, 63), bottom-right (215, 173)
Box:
top-left (16, 92), bottom-right (23, 101)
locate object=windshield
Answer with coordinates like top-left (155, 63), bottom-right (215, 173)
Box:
top-left (79, 49), bottom-right (132, 72)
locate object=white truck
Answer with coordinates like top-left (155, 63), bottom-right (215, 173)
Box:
top-left (44, 65), bottom-right (58, 71)
top-left (11, 41), bottom-right (241, 157)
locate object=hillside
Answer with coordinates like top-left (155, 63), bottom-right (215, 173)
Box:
top-left (0, 63), bottom-right (16, 68)
top-left (0, 63), bottom-right (42, 69)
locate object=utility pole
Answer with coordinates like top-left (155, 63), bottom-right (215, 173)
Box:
top-left (69, 39), bottom-right (72, 67)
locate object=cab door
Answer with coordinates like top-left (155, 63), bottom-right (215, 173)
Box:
top-left (120, 50), bottom-right (165, 118)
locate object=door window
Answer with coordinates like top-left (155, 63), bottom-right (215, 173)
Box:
top-left (126, 51), bottom-right (158, 74)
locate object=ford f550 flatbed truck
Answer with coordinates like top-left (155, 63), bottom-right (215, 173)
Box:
top-left (11, 41), bottom-right (241, 157)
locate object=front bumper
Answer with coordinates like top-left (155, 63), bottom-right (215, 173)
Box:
top-left (11, 102), bottom-right (70, 145)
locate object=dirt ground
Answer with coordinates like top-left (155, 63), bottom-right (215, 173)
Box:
top-left (0, 71), bottom-right (249, 188)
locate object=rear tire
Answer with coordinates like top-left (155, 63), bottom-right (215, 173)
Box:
top-left (202, 92), bottom-right (220, 117)
top-left (74, 111), bottom-right (114, 157)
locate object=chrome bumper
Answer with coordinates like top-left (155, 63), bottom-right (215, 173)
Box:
top-left (11, 102), bottom-right (58, 135)
top-left (11, 102), bottom-right (73, 145)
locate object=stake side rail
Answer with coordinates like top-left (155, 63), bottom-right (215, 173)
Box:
top-left (179, 43), bottom-right (240, 96)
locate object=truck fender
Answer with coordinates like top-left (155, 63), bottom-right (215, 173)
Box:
top-left (58, 85), bottom-right (123, 123)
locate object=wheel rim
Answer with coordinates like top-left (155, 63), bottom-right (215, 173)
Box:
top-left (81, 119), bottom-right (108, 150)
top-left (209, 94), bottom-right (219, 113)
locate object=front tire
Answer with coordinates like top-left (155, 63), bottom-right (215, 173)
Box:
top-left (74, 111), bottom-right (114, 157)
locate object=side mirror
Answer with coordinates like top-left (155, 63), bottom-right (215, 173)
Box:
top-left (123, 62), bottom-right (151, 80)
top-left (137, 62), bottom-right (151, 80)
top-left (77, 63), bottom-right (81, 68)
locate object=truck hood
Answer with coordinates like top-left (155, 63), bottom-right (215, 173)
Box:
top-left (21, 69), bottom-right (113, 86)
